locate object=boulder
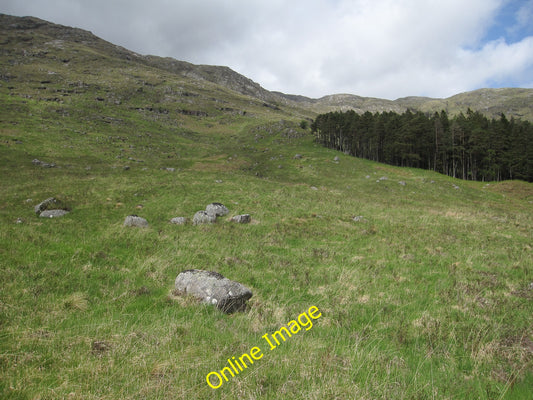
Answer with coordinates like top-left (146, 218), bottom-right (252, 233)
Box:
top-left (193, 210), bottom-right (216, 225)
top-left (205, 202), bottom-right (229, 217)
top-left (40, 209), bottom-right (69, 218)
top-left (231, 214), bottom-right (251, 224)
top-left (34, 197), bottom-right (69, 215)
top-left (124, 215), bottom-right (149, 227)
top-left (170, 217), bottom-right (188, 225)
top-left (174, 269), bottom-right (252, 313)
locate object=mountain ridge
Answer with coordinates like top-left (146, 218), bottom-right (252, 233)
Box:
top-left (1, 13), bottom-right (532, 120)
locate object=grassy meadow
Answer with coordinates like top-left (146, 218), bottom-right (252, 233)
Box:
top-left (1, 18), bottom-right (532, 399)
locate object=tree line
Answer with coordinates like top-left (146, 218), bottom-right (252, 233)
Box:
top-left (311, 109), bottom-right (532, 182)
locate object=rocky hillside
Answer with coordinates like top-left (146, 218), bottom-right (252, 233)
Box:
top-left (1, 13), bottom-right (532, 121)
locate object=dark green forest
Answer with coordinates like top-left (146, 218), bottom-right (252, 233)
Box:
top-left (312, 109), bottom-right (533, 182)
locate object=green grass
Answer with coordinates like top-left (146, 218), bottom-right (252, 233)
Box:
top-left (1, 20), bottom-right (532, 399)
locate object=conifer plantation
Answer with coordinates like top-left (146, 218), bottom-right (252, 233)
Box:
top-left (312, 109), bottom-right (533, 182)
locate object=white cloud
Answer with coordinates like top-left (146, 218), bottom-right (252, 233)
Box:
top-left (1, 0), bottom-right (532, 99)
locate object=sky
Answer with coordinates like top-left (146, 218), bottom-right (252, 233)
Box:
top-left (1, 0), bottom-right (533, 100)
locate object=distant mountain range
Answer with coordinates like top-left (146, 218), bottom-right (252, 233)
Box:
top-left (1, 13), bottom-right (532, 121)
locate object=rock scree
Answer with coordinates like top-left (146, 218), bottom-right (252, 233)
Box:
top-left (174, 269), bottom-right (252, 313)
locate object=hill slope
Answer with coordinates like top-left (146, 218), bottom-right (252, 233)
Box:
top-left (2, 14), bottom-right (532, 121)
top-left (1, 14), bottom-right (532, 400)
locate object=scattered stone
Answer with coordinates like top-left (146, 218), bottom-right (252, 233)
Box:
top-left (365, 175), bottom-right (370, 179)
top-left (231, 214), bottom-right (251, 224)
top-left (16, 218), bottom-right (24, 224)
top-left (215, 180), bottom-right (223, 183)
top-left (398, 181), bottom-right (406, 186)
top-left (333, 156), bottom-right (340, 162)
top-left (310, 186), bottom-right (318, 191)
top-left (174, 269), bottom-right (252, 313)
top-left (170, 217), bottom-right (188, 225)
top-left (40, 209), bottom-right (69, 218)
top-left (164, 167), bottom-right (175, 172)
top-left (205, 202), bottom-right (229, 217)
top-left (353, 216), bottom-right (366, 222)
top-left (193, 210), bottom-right (217, 225)
top-left (293, 154), bottom-right (303, 159)
top-left (123, 165), bottom-right (130, 171)
top-left (124, 215), bottom-right (149, 227)
top-left (452, 184), bottom-right (460, 190)
top-left (32, 159), bottom-right (56, 168)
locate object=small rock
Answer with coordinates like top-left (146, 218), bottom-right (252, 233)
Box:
top-left (165, 167), bottom-right (175, 172)
top-left (170, 217), bottom-right (188, 225)
top-left (293, 154), bottom-right (303, 159)
top-left (193, 211), bottom-right (217, 225)
top-left (353, 216), bottom-right (366, 222)
top-left (333, 156), bottom-right (340, 162)
top-left (32, 159), bottom-right (56, 168)
top-left (40, 209), bottom-right (69, 218)
top-left (398, 181), bottom-right (406, 186)
top-left (124, 215), bottom-right (148, 227)
top-left (16, 218), bottom-right (24, 224)
top-left (174, 269), bottom-right (252, 313)
top-left (310, 186), bottom-right (318, 191)
top-left (123, 166), bottom-right (130, 171)
top-left (205, 203), bottom-right (229, 217)
top-left (231, 214), bottom-right (251, 224)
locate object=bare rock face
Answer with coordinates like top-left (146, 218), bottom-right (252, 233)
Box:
top-left (124, 215), bottom-right (149, 227)
top-left (192, 210), bottom-right (217, 225)
top-left (230, 214), bottom-right (251, 223)
top-left (174, 269), bottom-right (252, 313)
top-left (205, 202), bottom-right (229, 217)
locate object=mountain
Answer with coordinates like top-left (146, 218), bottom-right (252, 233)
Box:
top-left (1, 13), bottom-right (531, 121)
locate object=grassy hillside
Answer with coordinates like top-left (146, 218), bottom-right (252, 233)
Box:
top-left (1, 14), bottom-right (532, 399)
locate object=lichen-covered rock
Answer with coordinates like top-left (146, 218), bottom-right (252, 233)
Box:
top-left (124, 215), bottom-right (149, 227)
top-left (34, 197), bottom-right (69, 215)
top-left (174, 269), bottom-right (252, 313)
top-left (40, 209), bottom-right (69, 218)
top-left (193, 210), bottom-right (217, 225)
top-left (231, 214), bottom-right (251, 224)
top-left (170, 217), bottom-right (188, 225)
top-left (205, 202), bottom-right (229, 217)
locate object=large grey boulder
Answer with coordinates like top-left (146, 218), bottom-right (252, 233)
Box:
top-left (40, 209), bottom-right (69, 218)
top-left (193, 210), bottom-right (217, 225)
top-left (205, 202), bottom-right (229, 217)
top-left (124, 215), bottom-right (149, 227)
top-left (174, 269), bottom-right (252, 313)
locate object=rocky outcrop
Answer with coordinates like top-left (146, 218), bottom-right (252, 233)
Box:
top-left (174, 269), bottom-right (252, 313)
